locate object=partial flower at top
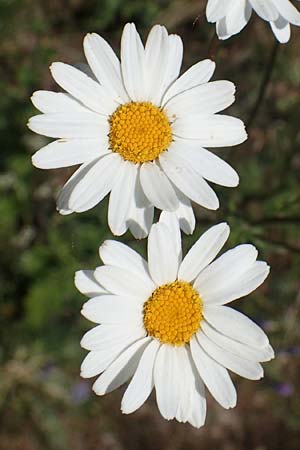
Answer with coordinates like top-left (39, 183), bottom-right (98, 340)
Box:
top-left (75, 213), bottom-right (274, 428)
top-left (28, 23), bottom-right (246, 238)
top-left (206, 0), bottom-right (300, 43)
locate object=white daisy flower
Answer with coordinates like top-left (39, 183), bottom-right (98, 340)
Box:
top-left (28, 23), bottom-right (247, 238)
top-left (75, 213), bottom-right (274, 428)
top-left (206, 0), bottom-right (300, 43)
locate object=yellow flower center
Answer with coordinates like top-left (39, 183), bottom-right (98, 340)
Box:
top-left (109, 102), bottom-right (172, 164)
top-left (143, 281), bottom-right (203, 346)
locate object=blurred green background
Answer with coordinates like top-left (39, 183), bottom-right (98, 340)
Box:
top-left (1, 0), bottom-right (300, 449)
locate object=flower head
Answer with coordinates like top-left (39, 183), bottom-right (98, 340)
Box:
top-left (29, 23), bottom-right (246, 238)
top-left (76, 214), bottom-right (274, 428)
top-left (206, 0), bottom-right (300, 43)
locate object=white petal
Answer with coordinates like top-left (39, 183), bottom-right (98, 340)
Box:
top-left (160, 150), bottom-right (219, 210)
top-left (127, 172), bottom-right (154, 239)
top-left (203, 305), bottom-right (270, 348)
top-left (190, 335), bottom-right (237, 409)
top-left (99, 239), bottom-right (150, 281)
top-left (174, 346), bottom-right (194, 423)
top-left (174, 189), bottom-right (195, 235)
top-left (28, 112), bottom-right (109, 139)
top-left (154, 345), bottom-right (181, 420)
top-left (144, 25), bottom-right (169, 103)
top-left (172, 114), bottom-right (247, 147)
top-left (94, 265), bottom-right (155, 300)
top-left (162, 59), bottom-right (216, 105)
top-left (108, 162), bottom-right (138, 236)
top-left (272, 0), bottom-right (300, 25)
top-left (75, 270), bottom-right (107, 297)
top-left (199, 260), bottom-right (270, 306)
top-left (80, 325), bottom-right (145, 377)
top-left (270, 17), bottom-right (291, 43)
top-left (121, 339), bottom-right (160, 414)
top-left (159, 211), bottom-right (182, 265)
top-left (179, 223), bottom-right (229, 282)
top-left (169, 139), bottom-right (239, 187)
top-left (93, 337), bottom-right (150, 395)
top-left (50, 62), bottom-right (118, 115)
top-left (31, 90), bottom-right (90, 113)
top-left (127, 204), bottom-right (154, 239)
top-left (194, 244), bottom-right (258, 299)
top-left (81, 350), bottom-right (115, 378)
top-left (206, 0), bottom-right (233, 22)
top-left (83, 33), bottom-right (129, 103)
top-left (32, 138), bottom-right (109, 169)
top-left (140, 162), bottom-right (179, 212)
top-left (216, 0), bottom-right (252, 39)
top-left (197, 331), bottom-right (264, 380)
top-left (73, 62), bottom-right (96, 79)
top-left (81, 323), bottom-right (145, 352)
top-left (121, 23), bottom-right (145, 101)
top-left (172, 346), bottom-right (206, 428)
top-left (165, 81), bottom-right (235, 118)
top-left (145, 29), bottom-right (183, 105)
top-left (162, 34), bottom-right (183, 98)
top-left (250, 0), bottom-right (279, 21)
top-left (81, 294), bottom-right (143, 324)
top-left (68, 153), bottom-right (122, 213)
top-left (188, 365), bottom-right (207, 428)
top-left (57, 159), bottom-right (101, 215)
top-left (201, 320), bottom-right (274, 362)
top-left (147, 223), bottom-right (178, 286)
top-left (228, 0), bottom-right (252, 35)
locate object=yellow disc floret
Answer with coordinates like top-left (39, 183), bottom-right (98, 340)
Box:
top-left (143, 281), bottom-right (203, 346)
top-left (109, 102), bottom-right (172, 164)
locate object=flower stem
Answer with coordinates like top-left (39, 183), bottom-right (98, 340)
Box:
top-left (208, 32), bottom-right (220, 60)
top-left (247, 40), bottom-right (280, 128)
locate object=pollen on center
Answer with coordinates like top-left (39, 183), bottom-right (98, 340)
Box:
top-left (143, 281), bottom-right (203, 346)
top-left (109, 102), bottom-right (172, 164)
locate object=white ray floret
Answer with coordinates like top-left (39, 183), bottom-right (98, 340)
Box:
top-left (206, 0), bottom-right (300, 43)
top-left (29, 23), bottom-right (247, 238)
top-left (75, 213), bottom-right (274, 428)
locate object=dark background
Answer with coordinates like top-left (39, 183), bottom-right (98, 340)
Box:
top-left (0, 0), bottom-right (300, 449)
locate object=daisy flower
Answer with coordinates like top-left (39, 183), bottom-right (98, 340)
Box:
top-left (28, 23), bottom-right (246, 238)
top-left (75, 214), bottom-right (274, 428)
top-left (206, 0), bottom-right (300, 43)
